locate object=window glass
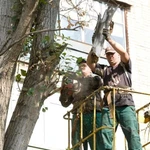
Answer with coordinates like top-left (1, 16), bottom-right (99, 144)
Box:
top-left (59, 2), bottom-right (126, 47)
top-left (112, 23), bottom-right (126, 48)
top-left (113, 8), bottom-right (124, 24)
top-left (83, 28), bottom-right (93, 45)
top-left (113, 23), bottom-right (125, 38)
top-left (112, 35), bottom-right (125, 48)
top-left (59, 16), bottom-right (82, 41)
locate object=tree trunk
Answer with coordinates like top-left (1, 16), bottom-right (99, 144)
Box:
top-left (0, 61), bottom-right (16, 149)
top-left (0, 0), bottom-right (39, 149)
top-left (4, 0), bottom-right (61, 150)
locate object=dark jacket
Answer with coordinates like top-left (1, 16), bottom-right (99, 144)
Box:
top-left (59, 74), bottom-right (103, 113)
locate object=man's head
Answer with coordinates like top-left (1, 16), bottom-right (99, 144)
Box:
top-left (105, 46), bottom-right (120, 66)
top-left (78, 59), bottom-right (92, 77)
top-left (105, 46), bottom-right (116, 54)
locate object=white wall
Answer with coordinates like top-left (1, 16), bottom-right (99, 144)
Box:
top-left (28, 93), bottom-right (72, 150)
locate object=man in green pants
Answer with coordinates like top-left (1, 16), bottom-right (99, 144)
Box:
top-left (59, 59), bottom-right (104, 150)
top-left (87, 28), bottom-right (142, 150)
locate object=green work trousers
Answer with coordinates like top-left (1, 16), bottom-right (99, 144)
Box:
top-left (101, 106), bottom-right (142, 150)
top-left (72, 112), bottom-right (104, 150)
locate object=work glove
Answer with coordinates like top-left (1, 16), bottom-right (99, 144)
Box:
top-left (102, 28), bottom-right (111, 41)
top-left (90, 49), bottom-right (99, 63)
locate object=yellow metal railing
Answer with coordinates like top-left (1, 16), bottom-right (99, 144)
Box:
top-left (27, 145), bottom-right (51, 150)
top-left (63, 86), bottom-right (150, 150)
top-left (136, 102), bottom-right (150, 149)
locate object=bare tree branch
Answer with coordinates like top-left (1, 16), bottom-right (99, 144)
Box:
top-left (0, 26), bottom-right (81, 56)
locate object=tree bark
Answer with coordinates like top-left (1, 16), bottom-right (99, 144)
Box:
top-left (0, 0), bottom-right (39, 150)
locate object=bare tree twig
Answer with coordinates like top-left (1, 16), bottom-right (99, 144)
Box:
top-left (47, 87), bottom-right (61, 97)
top-left (0, 26), bottom-right (81, 56)
top-left (14, 26), bottom-right (81, 47)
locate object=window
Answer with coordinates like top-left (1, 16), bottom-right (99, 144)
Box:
top-left (83, 28), bottom-right (93, 45)
top-left (59, 1), bottom-right (126, 49)
top-left (59, 16), bottom-right (82, 41)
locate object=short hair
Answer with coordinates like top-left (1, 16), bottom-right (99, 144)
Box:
top-left (76, 58), bottom-right (86, 65)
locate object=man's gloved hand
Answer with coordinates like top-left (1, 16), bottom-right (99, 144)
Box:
top-left (102, 28), bottom-right (111, 41)
top-left (90, 49), bottom-right (99, 63)
top-left (109, 21), bottom-right (114, 33)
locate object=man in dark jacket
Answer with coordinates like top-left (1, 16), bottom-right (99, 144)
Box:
top-left (59, 59), bottom-right (104, 150)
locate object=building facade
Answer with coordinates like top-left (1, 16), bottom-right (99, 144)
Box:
top-left (7, 0), bottom-right (150, 150)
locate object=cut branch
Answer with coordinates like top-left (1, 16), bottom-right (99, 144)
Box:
top-left (91, 5), bottom-right (117, 57)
